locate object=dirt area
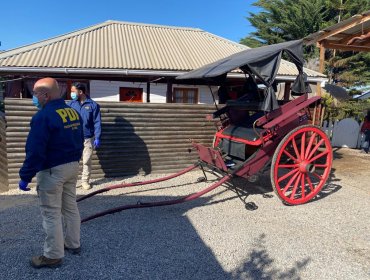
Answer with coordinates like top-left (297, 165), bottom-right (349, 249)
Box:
top-left (0, 147), bottom-right (368, 210)
top-left (0, 147), bottom-right (369, 279)
top-left (331, 147), bottom-right (370, 193)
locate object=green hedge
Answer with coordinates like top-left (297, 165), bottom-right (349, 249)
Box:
top-left (322, 95), bottom-right (370, 122)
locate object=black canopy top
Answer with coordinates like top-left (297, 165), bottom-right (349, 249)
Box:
top-left (176, 39), bottom-right (309, 111)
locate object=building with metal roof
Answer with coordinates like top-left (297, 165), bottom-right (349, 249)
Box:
top-left (0, 20), bottom-right (326, 103)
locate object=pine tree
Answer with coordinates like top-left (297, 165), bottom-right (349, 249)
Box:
top-left (244, 0), bottom-right (327, 45)
top-left (242, 0), bottom-right (370, 86)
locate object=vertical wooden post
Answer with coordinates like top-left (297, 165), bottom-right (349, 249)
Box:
top-left (319, 44), bottom-right (325, 74)
top-left (313, 84), bottom-right (322, 126)
top-left (313, 44), bottom-right (326, 126)
top-left (146, 82), bottom-right (150, 103)
top-left (316, 81), bottom-right (322, 97)
top-left (66, 80), bottom-right (72, 100)
top-left (20, 79), bottom-right (25, 99)
top-left (283, 82), bottom-right (291, 102)
top-left (166, 80), bottom-right (173, 103)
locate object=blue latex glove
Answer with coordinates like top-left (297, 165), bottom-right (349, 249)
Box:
top-left (19, 180), bottom-right (31, 191)
top-left (94, 139), bottom-right (100, 149)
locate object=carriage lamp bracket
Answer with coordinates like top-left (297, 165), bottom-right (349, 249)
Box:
top-left (252, 119), bottom-right (261, 138)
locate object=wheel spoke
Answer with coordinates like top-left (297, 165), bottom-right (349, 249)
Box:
top-left (301, 174), bottom-right (306, 199)
top-left (300, 131), bottom-right (306, 159)
top-left (307, 139), bottom-right (325, 160)
top-left (278, 164), bottom-right (297, 168)
top-left (312, 172), bottom-right (323, 180)
top-left (290, 173), bottom-right (302, 199)
top-left (306, 175), bottom-right (314, 191)
top-left (278, 168), bottom-right (299, 183)
top-left (292, 137), bottom-right (301, 161)
top-left (283, 149), bottom-right (298, 162)
top-left (305, 132), bottom-right (317, 158)
top-left (308, 150), bottom-right (329, 163)
top-left (283, 171), bottom-right (300, 194)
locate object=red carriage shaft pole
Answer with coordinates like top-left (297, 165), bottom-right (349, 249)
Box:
top-left (77, 164), bottom-right (199, 202)
top-left (81, 174), bottom-right (232, 223)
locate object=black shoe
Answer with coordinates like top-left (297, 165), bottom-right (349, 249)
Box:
top-left (64, 246), bottom-right (81, 255)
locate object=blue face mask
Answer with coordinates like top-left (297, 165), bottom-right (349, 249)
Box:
top-left (71, 92), bottom-right (78, 100)
top-left (32, 95), bottom-right (42, 110)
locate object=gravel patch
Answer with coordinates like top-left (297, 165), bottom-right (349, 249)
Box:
top-left (0, 148), bottom-right (369, 279)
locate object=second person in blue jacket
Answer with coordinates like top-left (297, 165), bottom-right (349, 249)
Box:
top-left (69, 82), bottom-right (102, 190)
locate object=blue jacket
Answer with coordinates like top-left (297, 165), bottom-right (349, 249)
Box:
top-left (19, 99), bottom-right (84, 183)
top-left (69, 97), bottom-right (101, 140)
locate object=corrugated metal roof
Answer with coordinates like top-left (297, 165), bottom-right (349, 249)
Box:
top-left (0, 20), bottom-right (325, 77)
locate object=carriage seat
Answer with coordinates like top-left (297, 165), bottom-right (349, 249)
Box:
top-left (221, 125), bottom-right (263, 142)
top-left (215, 125), bottom-right (264, 160)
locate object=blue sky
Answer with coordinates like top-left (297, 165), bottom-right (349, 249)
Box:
top-left (0, 0), bottom-right (260, 51)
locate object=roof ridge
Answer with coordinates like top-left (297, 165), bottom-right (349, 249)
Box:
top-left (104, 20), bottom-right (204, 32)
top-left (0, 20), bottom-right (248, 59)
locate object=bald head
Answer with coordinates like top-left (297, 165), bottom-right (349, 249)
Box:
top-left (33, 77), bottom-right (60, 100)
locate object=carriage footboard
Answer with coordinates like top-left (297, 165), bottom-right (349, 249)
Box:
top-left (192, 142), bottom-right (228, 171)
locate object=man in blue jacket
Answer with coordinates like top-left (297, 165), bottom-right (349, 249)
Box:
top-left (69, 82), bottom-right (101, 190)
top-left (19, 77), bottom-right (84, 268)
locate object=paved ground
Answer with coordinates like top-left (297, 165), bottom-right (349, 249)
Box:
top-left (0, 147), bottom-right (369, 279)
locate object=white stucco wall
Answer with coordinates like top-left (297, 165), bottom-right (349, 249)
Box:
top-left (89, 80), bottom-right (218, 104)
top-left (89, 80), bottom-right (138, 102)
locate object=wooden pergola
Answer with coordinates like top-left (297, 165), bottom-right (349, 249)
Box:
top-left (304, 10), bottom-right (370, 73)
top-left (304, 10), bottom-right (370, 124)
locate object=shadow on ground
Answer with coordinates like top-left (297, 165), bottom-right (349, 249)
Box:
top-left (213, 166), bottom-right (341, 210)
top-left (0, 188), bottom-right (310, 280)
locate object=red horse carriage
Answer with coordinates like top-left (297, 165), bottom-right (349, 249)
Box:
top-left (79, 39), bottom-right (333, 222)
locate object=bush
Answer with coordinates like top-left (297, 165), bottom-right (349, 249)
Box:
top-left (322, 95), bottom-right (370, 122)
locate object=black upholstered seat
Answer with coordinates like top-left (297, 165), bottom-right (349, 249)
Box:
top-left (221, 125), bottom-right (263, 141)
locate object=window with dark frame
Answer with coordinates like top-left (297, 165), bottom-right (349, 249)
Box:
top-left (173, 87), bottom-right (199, 104)
top-left (119, 87), bottom-right (143, 102)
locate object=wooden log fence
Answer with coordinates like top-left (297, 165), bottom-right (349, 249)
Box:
top-left (2, 99), bottom-right (217, 191)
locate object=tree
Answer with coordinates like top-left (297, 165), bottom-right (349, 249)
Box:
top-left (323, 0), bottom-right (370, 24)
top-left (243, 0), bottom-right (328, 57)
top-left (242, 0), bottom-right (370, 86)
top-left (243, 0), bottom-right (370, 47)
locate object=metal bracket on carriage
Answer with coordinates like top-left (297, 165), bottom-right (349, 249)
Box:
top-left (187, 138), bottom-right (196, 153)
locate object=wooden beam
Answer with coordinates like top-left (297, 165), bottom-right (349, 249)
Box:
top-left (338, 27), bottom-right (370, 44)
top-left (316, 14), bottom-right (370, 42)
top-left (321, 41), bottom-right (370, 52)
top-left (332, 33), bottom-right (353, 39)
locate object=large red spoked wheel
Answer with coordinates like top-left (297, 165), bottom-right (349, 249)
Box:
top-left (271, 125), bottom-right (333, 205)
